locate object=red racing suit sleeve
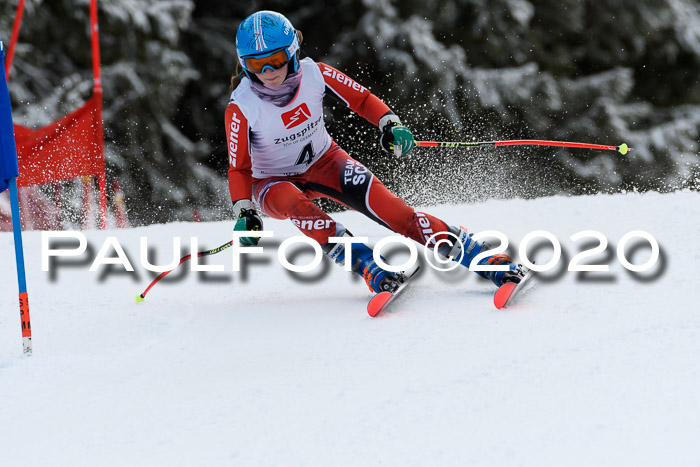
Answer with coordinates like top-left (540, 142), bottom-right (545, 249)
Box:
top-left (225, 102), bottom-right (252, 203)
top-left (317, 62), bottom-right (392, 126)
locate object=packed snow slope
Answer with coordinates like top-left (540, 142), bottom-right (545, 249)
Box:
top-left (1, 191), bottom-right (699, 467)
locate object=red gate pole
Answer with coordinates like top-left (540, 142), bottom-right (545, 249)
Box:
top-left (90, 0), bottom-right (107, 229)
top-left (5, 0), bottom-right (26, 80)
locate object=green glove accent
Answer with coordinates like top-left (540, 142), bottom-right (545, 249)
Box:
top-left (234, 210), bottom-right (262, 246)
top-left (391, 126), bottom-right (415, 155)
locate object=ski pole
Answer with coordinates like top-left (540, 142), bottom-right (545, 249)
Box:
top-left (135, 240), bottom-right (234, 302)
top-left (415, 139), bottom-right (631, 155)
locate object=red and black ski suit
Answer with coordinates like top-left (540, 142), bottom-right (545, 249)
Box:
top-left (225, 57), bottom-right (451, 250)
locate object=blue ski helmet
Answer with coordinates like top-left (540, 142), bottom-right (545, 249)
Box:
top-left (236, 11), bottom-right (300, 77)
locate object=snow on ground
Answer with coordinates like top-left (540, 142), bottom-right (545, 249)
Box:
top-left (1, 191), bottom-right (699, 466)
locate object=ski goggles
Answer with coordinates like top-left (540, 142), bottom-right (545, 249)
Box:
top-left (241, 49), bottom-right (290, 74)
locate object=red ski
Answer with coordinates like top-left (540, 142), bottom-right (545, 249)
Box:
top-left (367, 266), bottom-right (420, 317)
top-left (494, 267), bottom-right (535, 309)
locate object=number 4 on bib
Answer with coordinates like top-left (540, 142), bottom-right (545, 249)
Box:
top-left (295, 142), bottom-right (314, 165)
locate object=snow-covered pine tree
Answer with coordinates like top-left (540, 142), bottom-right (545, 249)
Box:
top-left (3, 0), bottom-right (697, 224)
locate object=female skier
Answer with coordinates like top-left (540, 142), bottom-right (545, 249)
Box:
top-left (226, 10), bottom-right (524, 293)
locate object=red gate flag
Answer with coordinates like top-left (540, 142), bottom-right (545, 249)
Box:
top-left (13, 94), bottom-right (104, 187)
top-left (5, 0), bottom-right (107, 229)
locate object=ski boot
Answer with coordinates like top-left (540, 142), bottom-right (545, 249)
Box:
top-left (322, 230), bottom-right (404, 293)
top-left (442, 226), bottom-right (526, 287)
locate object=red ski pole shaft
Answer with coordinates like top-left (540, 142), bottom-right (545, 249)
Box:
top-left (135, 240), bottom-right (234, 302)
top-left (416, 139), bottom-right (631, 155)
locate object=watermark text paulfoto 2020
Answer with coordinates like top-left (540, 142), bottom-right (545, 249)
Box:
top-left (40, 229), bottom-right (661, 276)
